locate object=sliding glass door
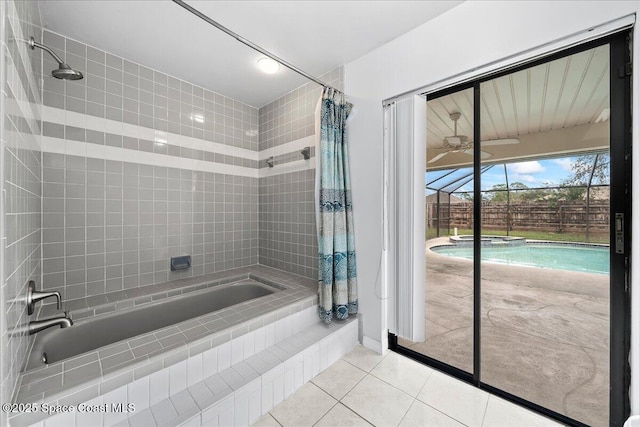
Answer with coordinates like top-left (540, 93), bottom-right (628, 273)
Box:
top-left (391, 31), bottom-right (631, 427)
top-left (479, 45), bottom-right (611, 427)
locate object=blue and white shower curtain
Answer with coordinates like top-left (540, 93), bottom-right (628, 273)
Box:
top-left (317, 87), bottom-right (358, 323)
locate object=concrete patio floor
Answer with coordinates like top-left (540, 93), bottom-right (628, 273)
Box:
top-left (399, 237), bottom-right (609, 427)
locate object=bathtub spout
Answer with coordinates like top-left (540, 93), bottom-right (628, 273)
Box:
top-left (28, 312), bottom-right (73, 335)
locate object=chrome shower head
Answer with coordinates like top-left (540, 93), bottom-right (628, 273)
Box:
top-left (51, 63), bottom-right (84, 80)
top-left (29, 37), bottom-right (84, 80)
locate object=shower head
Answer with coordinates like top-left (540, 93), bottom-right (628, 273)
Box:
top-left (29, 37), bottom-right (84, 80)
top-left (51, 63), bottom-right (84, 80)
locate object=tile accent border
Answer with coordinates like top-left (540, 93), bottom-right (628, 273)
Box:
top-left (42, 107), bottom-right (317, 179)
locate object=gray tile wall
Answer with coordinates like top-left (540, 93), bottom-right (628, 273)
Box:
top-left (0, 0), bottom-right (42, 417)
top-left (258, 68), bottom-right (343, 150)
top-left (40, 31), bottom-right (259, 301)
top-left (257, 68), bottom-right (344, 278)
top-left (38, 30), bottom-right (344, 301)
top-left (42, 154), bottom-right (257, 300)
top-left (41, 30), bottom-right (259, 151)
top-left (259, 169), bottom-right (317, 278)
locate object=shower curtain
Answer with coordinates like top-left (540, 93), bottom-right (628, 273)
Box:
top-left (317, 87), bottom-right (358, 323)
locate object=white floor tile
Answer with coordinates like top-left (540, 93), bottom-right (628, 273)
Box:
top-left (311, 359), bottom-right (367, 400)
top-left (315, 403), bottom-right (371, 427)
top-left (129, 408), bottom-right (156, 427)
top-left (399, 400), bottom-right (464, 427)
top-left (251, 413), bottom-right (281, 427)
top-left (341, 374), bottom-right (413, 427)
top-left (179, 415), bottom-right (201, 427)
top-left (370, 352), bottom-right (434, 397)
top-left (269, 382), bottom-right (336, 427)
top-left (257, 348), bottom-right (567, 427)
top-left (341, 345), bottom-right (385, 372)
top-left (417, 371), bottom-right (489, 427)
top-left (482, 396), bottom-right (563, 427)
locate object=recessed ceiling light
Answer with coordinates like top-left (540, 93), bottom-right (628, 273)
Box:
top-left (257, 57), bottom-right (280, 74)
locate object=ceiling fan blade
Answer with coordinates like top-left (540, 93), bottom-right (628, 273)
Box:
top-left (428, 152), bottom-right (449, 164)
top-left (482, 138), bottom-right (520, 146)
top-left (462, 149), bottom-right (492, 159)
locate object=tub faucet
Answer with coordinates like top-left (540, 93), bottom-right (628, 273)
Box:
top-left (28, 312), bottom-right (73, 335)
top-left (26, 280), bottom-right (61, 315)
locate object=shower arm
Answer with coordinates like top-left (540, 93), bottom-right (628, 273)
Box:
top-left (28, 37), bottom-right (64, 65)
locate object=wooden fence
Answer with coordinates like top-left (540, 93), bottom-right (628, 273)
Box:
top-left (427, 201), bottom-right (609, 234)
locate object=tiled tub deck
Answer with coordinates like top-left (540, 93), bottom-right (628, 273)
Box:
top-left (10, 265), bottom-right (349, 426)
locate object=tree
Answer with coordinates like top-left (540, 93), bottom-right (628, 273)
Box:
top-left (484, 182), bottom-right (544, 202)
top-left (485, 184), bottom-right (508, 202)
top-left (457, 192), bottom-right (474, 202)
top-left (563, 154), bottom-right (610, 186)
top-left (556, 186), bottom-right (586, 202)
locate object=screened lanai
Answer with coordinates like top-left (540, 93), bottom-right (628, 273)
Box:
top-left (425, 152), bottom-right (610, 243)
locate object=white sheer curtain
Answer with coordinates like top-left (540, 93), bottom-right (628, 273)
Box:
top-left (384, 95), bottom-right (426, 342)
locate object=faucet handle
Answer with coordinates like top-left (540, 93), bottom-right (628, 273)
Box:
top-left (26, 281), bottom-right (62, 315)
top-left (26, 281), bottom-right (36, 315)
top-left (64, 311), bottom-right (72, 320)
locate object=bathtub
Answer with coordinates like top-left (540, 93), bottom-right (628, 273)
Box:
top-left (10, 265), bottom-right (319, 427)
top-left (26, 278), bottom-right (275, 370)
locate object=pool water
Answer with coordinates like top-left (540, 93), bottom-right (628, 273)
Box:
top-left (432, 244), bottom-right (609, 274)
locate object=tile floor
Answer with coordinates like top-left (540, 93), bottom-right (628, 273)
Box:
top-left (252, 345), bottom-right (564, 427)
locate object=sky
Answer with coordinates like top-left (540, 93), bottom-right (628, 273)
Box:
top-left (426, 155), bottom-right (609, 195)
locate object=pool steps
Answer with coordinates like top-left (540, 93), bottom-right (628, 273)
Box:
top-left (20, 305), bottom-right (359, 426)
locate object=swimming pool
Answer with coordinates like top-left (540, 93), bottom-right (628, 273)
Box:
top-left (431, 243), bottom-right (609, 274)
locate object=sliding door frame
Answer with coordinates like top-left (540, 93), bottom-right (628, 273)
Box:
top-left (389, 29), bottom-right (632, 427)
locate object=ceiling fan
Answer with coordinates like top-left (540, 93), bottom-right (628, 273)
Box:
top-left (428, 112), bottom-right (520, 164)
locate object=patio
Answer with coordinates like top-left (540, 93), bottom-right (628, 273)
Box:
top-left (399, 237), bottom-right (609, 427)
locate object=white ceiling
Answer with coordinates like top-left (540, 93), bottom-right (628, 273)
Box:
top-left (426, 44), bottom-right (610, 168)
top-left (39, 0), bottom-right (463, 107)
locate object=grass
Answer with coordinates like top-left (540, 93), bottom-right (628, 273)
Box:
top-left (426, 227), bottom-right (609, 244)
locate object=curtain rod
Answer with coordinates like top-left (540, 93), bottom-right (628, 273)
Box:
top-left (172, 0), bottom-right (337, 92)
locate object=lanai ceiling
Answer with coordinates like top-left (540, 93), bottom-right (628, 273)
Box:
top-left (426, 44), bottom-right (610, 169)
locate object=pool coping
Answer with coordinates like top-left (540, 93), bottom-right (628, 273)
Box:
top-left (12, 265), bottom-right (317, 411)
top-left (429, 238), bottom-right (611, 252)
